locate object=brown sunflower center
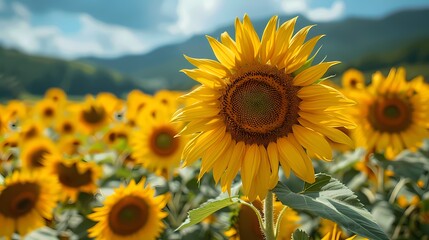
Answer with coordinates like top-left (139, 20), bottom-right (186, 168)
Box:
top-left (108, 196), bottom-right (149, 236)
top-left (220, 65), bottom-right (300, 146)
top-left (368, 97), bottom-right (413, 133)
top-left (349, 78), bottom-right (358, 88)
top-left (43, 107), bottom-right (54, 117)
top-left (0, 183), bottom-right (40, 218)
top-left (29, 148), bottom-right (49, 167)
top-left (82, 105), bottom-right (106, 124)
top-left (149, 127), bottom-right (179, 157)
top-left (62, 123), bottom-right (73, 133)
top-left (57, 162), bottom-right (93, 188)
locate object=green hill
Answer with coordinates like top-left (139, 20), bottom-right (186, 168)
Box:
top-left (0, 47), bottom-right (143, 101)
top-left (80, 8), bottom-right (429, 91)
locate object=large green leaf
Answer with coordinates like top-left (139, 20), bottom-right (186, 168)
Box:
top-left (273, 173), bottom-right (389, 240)
top-left (176, 195), bottom-right (239, 231)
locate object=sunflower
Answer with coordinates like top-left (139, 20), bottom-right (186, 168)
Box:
top-left (20, 137), bottom-right (58, 169)
top-left (45, 87), bottom-right (67, 104)
top-left (58, 136), bottom-right (83, 156)
top-left (34, 98), bottom-right (59, 127)
top-left (349, 67), bottom-right (429, 158)
top-left (342, 68), bottom-right (365, 90)
top-left (4, 100), bottom-right (28, 127)
top-left (55, 117), bottom-right (78, 136)
top-left (76, 96), bottom-right (111, 133)
top-left (19, 120), bottom-right (44, 141)
top-left (103, 123), bottom-right (131, 147)
top-left (131, 103), bottom-right (186, 178)
top-left (225, 197), bottom-right (299, 240)
top-left (45, 154), bottom-right (101, 202)
top-left (88, 179), bottom-right (167, 240)
top-left (0, 170), bottom-right (59, 238)
top-left (173, 15), bottom-right (355, 200)
top-left (125, 90), bottom-right (153, 127)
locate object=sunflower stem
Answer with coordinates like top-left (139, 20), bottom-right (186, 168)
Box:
top-left (264, 191), bottom-right (276, 240)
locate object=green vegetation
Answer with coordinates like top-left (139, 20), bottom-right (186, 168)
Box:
top-left (0, 47), bottom-right (142, 101)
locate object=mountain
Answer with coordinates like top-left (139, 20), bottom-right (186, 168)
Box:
top-left (0, 47), bottom-right (143, 101)
top-left (80, 8), bottom-right (429, 91)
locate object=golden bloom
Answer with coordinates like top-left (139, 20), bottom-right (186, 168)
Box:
top-left (349, 67), bottom-right (429, 158)
top-left (225, 197), bottom-right (299, 240)
top-left (173, 15), bottom-right (355, 200)
top-left (88, 179), bottom-right (168, 240)
top-left (34, 98), bottom-right (59, 127)
top-left (45, 154), bottom-right (101, 202)
top-left (20, 137), bottom-right (58, 169)
top-left (0, 170), bottom-right (59, 238)
top-left (75, 96), bottom-right (111, 133)
top-left (125, 90), bottom-right (153, 127)
top-left (342, 68), bottom-right (365, 90)
top-left (131, 103), bottom-right (186, 178)
top-left (45, 87), bottom-right (67, 104)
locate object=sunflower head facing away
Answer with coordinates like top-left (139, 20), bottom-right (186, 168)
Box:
top-left (88, 179), bottom-right (168, 240)
top-left (349, 67), bottom-right (429, 158)
top-left (173, 15), bottom-right (355, 200)
top-left (0, 170), bottom-right (59, 238)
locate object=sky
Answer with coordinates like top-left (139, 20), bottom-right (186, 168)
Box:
top-left (0, 0), bottom-right (428, 59)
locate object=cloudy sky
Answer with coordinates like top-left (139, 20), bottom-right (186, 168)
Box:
top-left (0, 0), bottom-right (428, 59)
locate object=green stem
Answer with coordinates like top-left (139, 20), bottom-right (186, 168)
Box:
top-left (264, 191), bottom-right (276, 240)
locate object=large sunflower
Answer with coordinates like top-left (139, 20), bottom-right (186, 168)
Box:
top-left (349, 67), bottom-right (429, 158)
top-left (88, 179), bottom-right (167, 240)
top-left (0, 170), bottom-right (59, 238)
top-left (173, 15), bottom-right (355, 200)
top-left (45, 154), bottom-right (101, 202)
top-left (131, 103), bottom-right (186, 178)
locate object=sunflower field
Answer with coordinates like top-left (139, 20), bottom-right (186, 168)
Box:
top-left (1, 15), bottom-right (429, 240)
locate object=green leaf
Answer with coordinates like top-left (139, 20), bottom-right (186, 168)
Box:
top-left (373, 152), bottom-right (429, 181)
top-left (273, 173), bottom-right (389, 240)
top-left (292, 229), bottom-right (310, 240)
top-left (371, 201), bottom-right (395, 234)
top-left (176, 195), bottom-right (240, 231)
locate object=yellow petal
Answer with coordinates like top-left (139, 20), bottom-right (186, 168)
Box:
top-left (207, 36), bottom-right (236, 69)
top-left (293, 125), bottom-right (332, 161)
top-left (293, 61), bottom-right (340, 86)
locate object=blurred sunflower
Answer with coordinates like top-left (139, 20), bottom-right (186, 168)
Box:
top-left (103, 123), bottom-right (130, 147)
top-left (225, 197), bottom-right (299, 240)
top-left (34, 98), bottom-right (59, 127)
top-left (4, 100), bottom-right (28, 128)
top-left (154, 90), bottom-right (184, 110)
top-left (19, 120), bottom-right (44, 141)
top-left (0, 170), bottom-right (59, 238)
top-left (342, 68), bottom-right (365, 90)
top-left (131, 104), bottom-right (186, 178)
top-left (173, 15), bottom-right (355, 200)
top-left (44, 87), bottom-right (67, 104)
top-left (88, 179), bottom-right (167, 240)
top-left (349, 67), bottom-right (429, 158)
top-left (55, 117), bottom-right (78, 136)
top-left (125, 90), bottom-right (153, 127)
top-left (20, 137), bottom-right (58, 169)
top-left (45, 155), bottom-right (101, 202)
top-left (58, 136), bottom-right (82, 156)
top-left (76, 96), bottom-right (111, 133)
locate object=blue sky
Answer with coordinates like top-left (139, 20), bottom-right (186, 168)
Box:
top-left (0, 0), bottom-right (428, 59)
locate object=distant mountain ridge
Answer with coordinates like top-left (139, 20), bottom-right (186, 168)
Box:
top-left (80, 8), bottom-right (429, 91)
top-left (0, 47), bottom-right (143, 101)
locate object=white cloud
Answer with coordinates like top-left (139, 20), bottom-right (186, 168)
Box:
top-left (166, 0), bottom-right (222, 35)
top-left (281, 0), bottom-right (308, 14)
top-left (305, 1), bottom-right (345, 22)
top-left (0, 11), bottom-right (179, 58)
